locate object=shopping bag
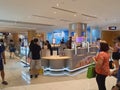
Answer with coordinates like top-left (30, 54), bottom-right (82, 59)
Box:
top-left (111, 83), bottom-right (120, 90)
top-left (39, 68), bottom-right (44, 75)
top-left (87, 63), bottom-right (96, 78)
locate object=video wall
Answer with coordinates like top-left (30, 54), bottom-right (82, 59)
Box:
top-left (87, 26), bottom-right (101, 42)
top-left (46, 27), bottom-right (101, 44)
top-left (47, 29), bottom-right (69, 44)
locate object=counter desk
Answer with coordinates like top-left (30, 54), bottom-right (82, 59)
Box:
top-left (41, 46), bottom-right (97, 76)
top-left (41, 56), bottom-right (71, 70)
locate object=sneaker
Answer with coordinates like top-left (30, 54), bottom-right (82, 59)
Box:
top-left (2, 81), bottom-right (8, 85)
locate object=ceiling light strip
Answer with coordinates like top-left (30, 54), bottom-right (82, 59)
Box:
top-left (60, 19), bottom-right (72, 22)
top-left (32, 15), bottom-right (56, 20)
top-left (0, 19), bottom-right (54, 26)
top-left (52, 7), bottom-right (77, 14)
top-left (81, 13), bottom-right (97, 19)
top-left (0, 19), bottom-right (15, 23)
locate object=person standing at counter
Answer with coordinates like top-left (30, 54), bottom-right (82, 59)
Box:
top-left (66, 37), bottom-right (72, 49)
top-left (41, 42), bottom-right (50, 57)
top-left (30, 38), bottom-right (41, 78)
top-left (59, 40), bottom-right (66, 56)
top-left (46, 40), bottom-right (53, 55)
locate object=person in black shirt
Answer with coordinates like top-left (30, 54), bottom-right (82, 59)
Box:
top-left (30, 38), bottom-right (41, 78)
top-left (66, 37), bottom-right (72, 49)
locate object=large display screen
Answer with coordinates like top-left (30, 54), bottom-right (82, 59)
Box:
top-left (47, 29), bottom-right (69, 44)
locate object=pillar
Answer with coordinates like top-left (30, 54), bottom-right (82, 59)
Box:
top-left (69, 23), bottom-right (87, 37)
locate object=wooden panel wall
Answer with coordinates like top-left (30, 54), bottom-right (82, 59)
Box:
top-left (12, 33), bottom-right (19, 45)
top-left (28, 30), bottom-right (36, 42)
top-left (101, 30), bottom-right (120, 46)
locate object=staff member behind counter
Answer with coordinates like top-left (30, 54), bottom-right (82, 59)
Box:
top-left (66, 37), bottom-right (72, 49)
top-left (46, 40), bottom-right (53, 55)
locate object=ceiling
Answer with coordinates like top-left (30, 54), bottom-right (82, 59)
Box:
top-left (0, 0), bottom-right (120, 33)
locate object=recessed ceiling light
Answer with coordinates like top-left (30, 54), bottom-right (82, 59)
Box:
top-left (56, 3), bottom-right (59, 7)
top-left (54, 12), bottom-right (57, 14)
top-left (74, 14), bottom-right (76, 17)
top-left (28, 16), bottom-right (31, 18)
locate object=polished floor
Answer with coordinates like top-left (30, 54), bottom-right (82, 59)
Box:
top-left (0, 52), bottom-right (117, 90)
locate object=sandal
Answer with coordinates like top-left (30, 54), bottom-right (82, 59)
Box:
top-left (2, 81), bottom-right (8, 85)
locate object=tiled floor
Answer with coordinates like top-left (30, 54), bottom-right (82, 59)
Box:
top-left (0, 52), bottom-right (117, 90)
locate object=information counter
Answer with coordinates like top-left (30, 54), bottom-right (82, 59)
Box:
top-left (20, 45), bottom-right (98, 76)
top-left (41, 46), bottom-right (98, 76)
top-left (42, 56), bottom-right (71, 70)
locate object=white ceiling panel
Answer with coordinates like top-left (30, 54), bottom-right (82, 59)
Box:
top-left (0, 0), bottom-right (120, 33)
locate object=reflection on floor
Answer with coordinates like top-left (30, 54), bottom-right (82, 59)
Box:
top-left (0, 52), bottom-right (117, 90)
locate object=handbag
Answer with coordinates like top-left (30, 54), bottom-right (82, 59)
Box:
top-left (109, 60), bottom-right (115, 69)
top-left (87, 63), bottom-right (96, 78)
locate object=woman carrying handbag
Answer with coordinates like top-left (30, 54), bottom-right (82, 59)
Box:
top-left (93, 42), bottom-right (113, 90)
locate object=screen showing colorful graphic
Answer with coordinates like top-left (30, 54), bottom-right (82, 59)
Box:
top-left (47, 29), bottom-right (69, 44)
top-left (76, 37), bottom-right (85, 43)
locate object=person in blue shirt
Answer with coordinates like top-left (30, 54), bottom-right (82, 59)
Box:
top-left (0, 43), bottom-right (8, 85)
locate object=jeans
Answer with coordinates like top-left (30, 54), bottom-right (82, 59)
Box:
top-left (96, 74), bottom-right (107, 90)
top-left (117, 67), bottom-right (120, 83)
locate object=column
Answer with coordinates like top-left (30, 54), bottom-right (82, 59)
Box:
top-left (69, 23), bottom-right (87, 37)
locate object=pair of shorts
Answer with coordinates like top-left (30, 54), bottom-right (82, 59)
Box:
top-left (112, 52), bottom-right (120, 60)
top-left (0, 59), bottom-right (4, 70)
top-left (9, 47), bottom-right (16, 52)
top-left (30, 60), bottom-right (41, 70)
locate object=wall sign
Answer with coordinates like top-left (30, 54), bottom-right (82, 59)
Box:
top-left (108, 26), bottom-right (117, 30)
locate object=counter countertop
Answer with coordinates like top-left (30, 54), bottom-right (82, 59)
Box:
top-left (41, 56), bottom-right (71, 60)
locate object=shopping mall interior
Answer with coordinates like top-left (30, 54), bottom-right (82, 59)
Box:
top-left (0, 0), bottom-right (120, 90)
